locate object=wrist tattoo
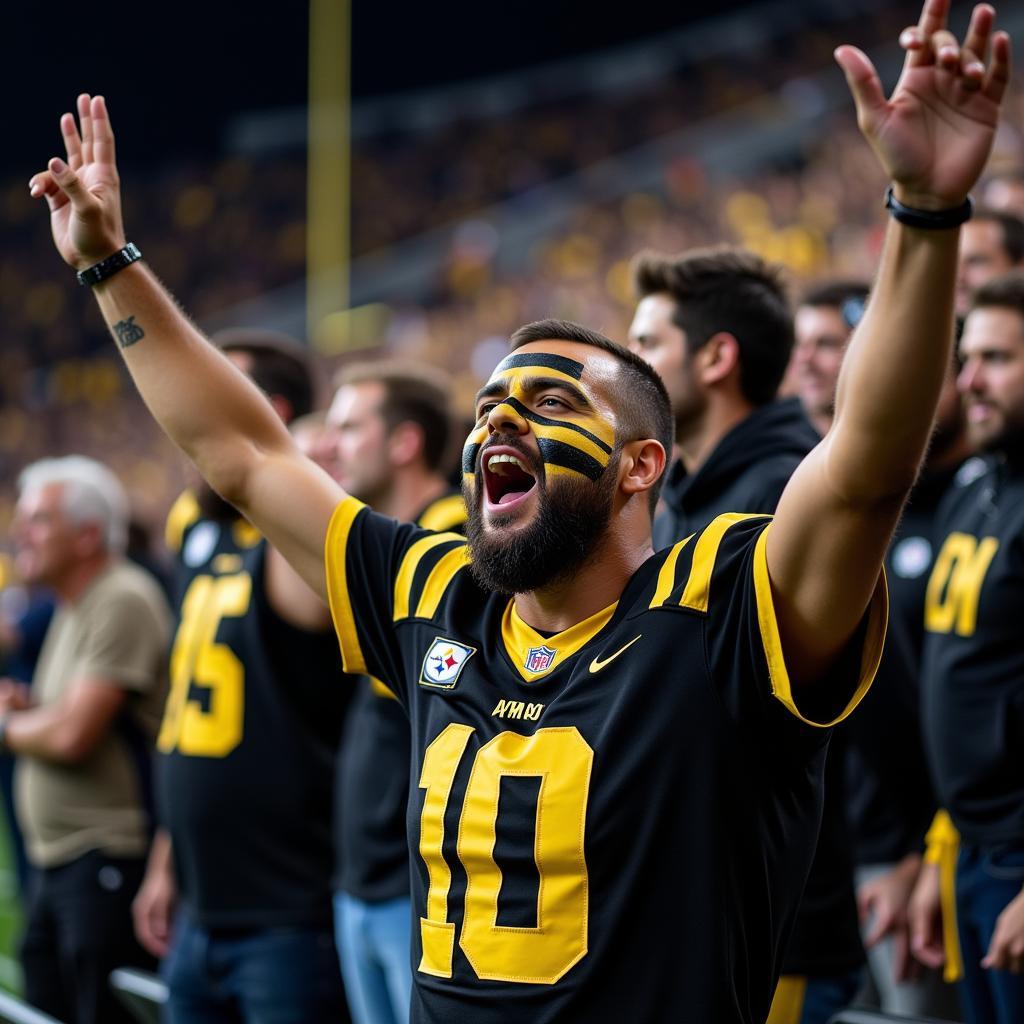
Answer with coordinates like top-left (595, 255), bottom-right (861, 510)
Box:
top-left (113, 317), bottom-right (145, 348)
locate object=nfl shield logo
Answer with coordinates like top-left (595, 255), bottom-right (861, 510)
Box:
top-left (524, 645), bottom-right (557, 674)
top-left (420, 637), bottom-right (477, 689)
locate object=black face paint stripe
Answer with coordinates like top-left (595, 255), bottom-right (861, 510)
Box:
top-left (503, 397), bottom-right (612, 454)
top-left (537, 438), bottom-right (605, 481)
top-left (462, 443), bottom-right (481, 474)
top-left (494, 353), bottom-right (585, 380)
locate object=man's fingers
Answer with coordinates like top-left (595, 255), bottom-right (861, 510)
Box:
top-left (77, 93), bottom-right (93, 166)
top-left (28, 170), bottom-right (70, 213)
top-left (931, 29), bottom-right (961, 71)
top-left (834, 45), bottom-right (887, 132)
top-left (61, 112), bottom-right (83, 172)
top-left (908, 0), bottom-right (952, 66)
top-left (962, 3), bottom-right (995, 65)
top-left (865, 906), bottom-right (896, 947)
top-left (47, 158), bottom-right (93, 209)
top-left (91, 96), bottom-right (117, 167)
top-left (983, 30), bottom-right (1012, 104)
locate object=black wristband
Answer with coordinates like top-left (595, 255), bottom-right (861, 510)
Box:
top-left (76, 243), bottom-right (142, 287)
top-left (885, 187), bottom-right (973, 230)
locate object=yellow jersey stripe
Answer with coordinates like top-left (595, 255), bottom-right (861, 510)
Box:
top-left (369, 676), bottom-right (399, 701)
top-left (924, 810), bottom-right (963, 983)
top-left (417, 494), bottom-right (468, 533)
top-left (165, 491), bottom-right (201, 553)
top-left (752, 524), bottom-right (887, 728)
top-left (414, 545), bottom-right (472, 620)
top-left (679, 513), bottom-right (768, 612)
top-left (649, 534), bottom-right (694, 609)
top-left (766, 976), bottom-right (807, 1024)
top-left (324, 497), bottom-right (369, 675)
top-left (394, 533), bottom-right (464, 622)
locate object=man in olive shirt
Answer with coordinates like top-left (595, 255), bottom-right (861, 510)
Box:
top-left (2, 456), bottom-right (170, 1024)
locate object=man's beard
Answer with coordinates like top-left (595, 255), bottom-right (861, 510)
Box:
top-left (464, 444), bottom-right (617, 595)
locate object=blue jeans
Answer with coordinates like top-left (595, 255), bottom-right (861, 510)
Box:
top-left (956, 844), bottom-right (1024, 1024)
top-left (163, 914), bottom-right (348, 1023)
top-left (334, 892), bottom-right (412, 1024)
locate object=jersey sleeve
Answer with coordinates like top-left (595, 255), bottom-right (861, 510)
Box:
top-left (672, 513), bottom-right (886, 737)
top-left (324, 497), bottom-right (468, 706)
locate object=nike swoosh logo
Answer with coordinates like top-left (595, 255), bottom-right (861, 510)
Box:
top-left (589, 634), bottom-right (643, 674)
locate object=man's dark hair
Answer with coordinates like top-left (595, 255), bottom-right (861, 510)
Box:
top-left (799, 280), bottom-right (872, 329)
top-left (508, 318), bottom-right (674, 512)
top-left (214, 328), bottom-right (317, 424)
top-left (971, 270), bottom-right (1024, 318)
top-left (974, 207), bottom-right (1024, 264)
top-left (335, 361), bottom-right (455, 474)
top-left (632, 246), bottom-right (793, 405)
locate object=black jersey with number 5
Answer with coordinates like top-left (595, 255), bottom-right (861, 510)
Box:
top-left (325, 499), bottom-right (884, 1023)
top-left (159, 493), bottom-right (351, 928)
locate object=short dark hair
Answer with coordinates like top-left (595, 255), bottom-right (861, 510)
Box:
top-left (508, 318), bottom-right (674, 512)
top-left (335, 361), bottom-right (455, 474)
top-left (214, 328), bottom-right (316, 423)
top-left (799, 280), bottom-right (871, 329)
top-left (970, 270), bottom-right (1024, 319)
top-left (632, 246), bottom-right (793, 405)
top-left (973, 208), bottom-right (1024, 265)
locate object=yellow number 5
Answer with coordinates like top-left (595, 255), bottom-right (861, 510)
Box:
top-left (418, 724), bottom-right (593, 985)
top-left (158, 573), bottom-right (251, 757)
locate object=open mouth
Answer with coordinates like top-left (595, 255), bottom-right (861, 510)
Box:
top-left (482, 447), bottom-right (538, 509)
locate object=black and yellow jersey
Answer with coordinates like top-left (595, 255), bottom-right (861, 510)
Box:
top-left (160, 493), bottom-right (351, 928)
top-left (922, 456), bottom-right (1024, 846)
top-left (334, 491), bottom-right (467, 903)
top-left (325, 500), bottom-right (884, 1022)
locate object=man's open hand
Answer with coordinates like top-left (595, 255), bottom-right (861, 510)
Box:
top-left (835, 0), bottom-right (1011, 209)
top-left (28, 94), bottom-right (126, 271)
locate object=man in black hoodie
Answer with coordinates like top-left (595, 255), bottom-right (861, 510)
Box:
top-left (629, 247), bottom-right (864, 1024)
top-left (628, 247), bottom-right (819, 549)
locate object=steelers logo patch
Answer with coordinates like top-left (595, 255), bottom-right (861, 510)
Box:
top-left (420, 637), bottom-right (477, 690)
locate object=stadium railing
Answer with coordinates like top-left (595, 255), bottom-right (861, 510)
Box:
top-left (827, 1010), bottom-right (954, 1024)
top-left (0, 991), bottom-right (62, 1024)
top-left (109, 968), bottom-right (167, 1024)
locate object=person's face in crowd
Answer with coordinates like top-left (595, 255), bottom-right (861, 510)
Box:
top-left (293, 420), bottom-right (344, 484)
top-left (12, 483), bottom-right (97, 588)
top-left (324, 381), bottom-right (393, 503)
top-left (958, 307), bottom-right (1024, 452)
top-left (983, 178), bottom-right (1024, 221)
top-left (628, 294), bottom-right (703, 439)
top-left (956, 219), bottom-right (1015, 316)
top-left (792, 304), bottom-right (852, 427)
top-left (463, 340), bottom-right (622, 594)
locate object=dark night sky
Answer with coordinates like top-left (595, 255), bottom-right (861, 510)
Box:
top-left (5, 1), bottom-right (759, 176)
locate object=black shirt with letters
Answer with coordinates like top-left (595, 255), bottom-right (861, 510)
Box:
top-left (922, 455), bottom-right (1024, 846)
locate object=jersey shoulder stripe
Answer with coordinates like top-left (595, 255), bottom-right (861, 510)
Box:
top-left (165, 490), bottom-right (201, 553)
top-left (326, 497), bottom-right (369, 674)
top-left (393, 533), bottom-right (467, 622)
top-left (417, 494), bottom-right (468, 533)
top-left (648, 512), bottom-right (770, 613)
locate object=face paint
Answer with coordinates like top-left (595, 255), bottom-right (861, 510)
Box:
top-left (465, 353), bottom-right (616, 484)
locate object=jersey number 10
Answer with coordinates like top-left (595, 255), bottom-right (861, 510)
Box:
top-left (418, 723), bottom-right (594, 985)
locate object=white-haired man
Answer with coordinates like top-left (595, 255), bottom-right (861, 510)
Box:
top-left (3, 456), bottom-right (171, 1024)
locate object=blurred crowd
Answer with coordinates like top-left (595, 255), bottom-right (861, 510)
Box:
top-left (2, 4), bottom-right (1024, 1019)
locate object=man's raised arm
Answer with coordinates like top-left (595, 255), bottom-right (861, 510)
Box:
top-left (767, 0), bottom-right (1010, 684)
top-left (29, 95), bottom-right (344, 597)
